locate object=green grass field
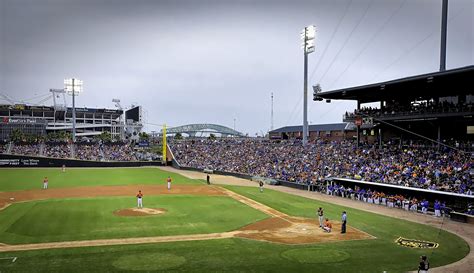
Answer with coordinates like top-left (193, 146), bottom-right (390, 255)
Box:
top-left (0, 167), bottom-right (470, 273)
top-left (0, 195), bottom-right (267, 244)
top-left (0, 168), bottom-right (200, 191)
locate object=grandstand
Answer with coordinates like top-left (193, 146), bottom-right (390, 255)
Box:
top-left (314, 66), bottom-right (474, 145)
top-left (169, 67), bottom-right (474, 212)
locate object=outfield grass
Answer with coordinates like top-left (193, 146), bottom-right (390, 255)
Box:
top-left (0, 168), bottom-right (200, 191)
top-left (0, 195), bottom-right (267, 244)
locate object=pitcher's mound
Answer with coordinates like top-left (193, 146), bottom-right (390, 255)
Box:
top-left (114, 208), bottom-right (167, 217)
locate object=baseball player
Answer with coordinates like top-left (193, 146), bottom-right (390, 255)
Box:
top-left (136, 190), bottom-right (143, 208)
top-left (259, 181), bottom-right (264, 193)
top-left (434, 200), bottom-right (441, 217)
top-left (43, 177), bottom-right (48, 189)
top-left (323, 218), bottom-right (332, 233)
top-left (317, 207), bottom-right (324, 228)
top-left (341, 211), bottom-right (347, 234)
top-left (421, 200), bottom-right (429, 214)
top-left (61, 164), bottom-right (66, 173)
top-left (167, 176), bottom-right (172, 190)
top-left (418, 255), bottom-right (429, 273)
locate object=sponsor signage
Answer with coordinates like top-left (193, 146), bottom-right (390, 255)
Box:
top-left (0, 158), bottom-right (40, 166)
top-left (395, 237), bottom-right (439, 249)
top-left (138, 140), bottom-right (149, 147)
top-left (67, 108), bottom-right (122, 114)
top-left (4, 118), bottom-right (45, 124)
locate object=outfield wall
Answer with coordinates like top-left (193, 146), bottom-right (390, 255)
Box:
top-left (0, 154), bottom-right (163, 167)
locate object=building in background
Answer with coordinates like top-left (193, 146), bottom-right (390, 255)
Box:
top-left (0, 103), bottom-right (143, 141)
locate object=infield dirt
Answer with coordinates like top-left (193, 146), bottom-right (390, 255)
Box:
top-left (114, 208), bottom-right (168, 216)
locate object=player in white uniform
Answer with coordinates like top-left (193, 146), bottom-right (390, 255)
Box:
top-left (136, 190), bottom-right (143, 208)
top-left (167, 176), bottom-right (172, 190)
top-left (43, 177), bottom-right (48, 189)
top-left (317, 207), bottom-right (324, 228)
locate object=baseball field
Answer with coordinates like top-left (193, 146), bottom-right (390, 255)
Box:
top-left (0, 167), bottom-right (470, 272)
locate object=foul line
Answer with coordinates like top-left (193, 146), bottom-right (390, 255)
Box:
top-left (0, 256), bottom-right (17, 262)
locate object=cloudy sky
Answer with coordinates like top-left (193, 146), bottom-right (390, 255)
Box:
top-left (0, 0), bottom-right (473, 135)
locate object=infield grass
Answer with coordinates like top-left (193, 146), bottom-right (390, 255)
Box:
top-left (0, 195), bottom-right (267, 244)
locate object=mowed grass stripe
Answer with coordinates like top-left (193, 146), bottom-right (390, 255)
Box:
top-left (0, 168), bottom-right (202, 192)
top-left (0, 236), bottom-right (460, 273)
top-left (0, 195), bottom-right (268, 244)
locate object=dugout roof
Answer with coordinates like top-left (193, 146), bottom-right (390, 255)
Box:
top-left (314, 65), bottom-right (474, 103)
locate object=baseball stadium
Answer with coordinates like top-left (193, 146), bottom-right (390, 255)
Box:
top-left (1, 0), bottom-right (473, 272)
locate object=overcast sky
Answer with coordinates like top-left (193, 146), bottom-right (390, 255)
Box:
top-left (0, 0), bottom-right (473, 135)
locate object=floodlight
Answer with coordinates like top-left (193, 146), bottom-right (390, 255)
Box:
top-left (64, 78), bottom-right (83, 142)
top-left (64, 78), bottom-right (83, 95)
top-left (305, 25), bottom-right (316, 39)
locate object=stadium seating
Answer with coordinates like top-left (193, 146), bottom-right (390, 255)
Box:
top-left (170, 139), bottom-right (473, 195)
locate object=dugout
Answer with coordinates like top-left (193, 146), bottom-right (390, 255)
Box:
top-left (327, 177), bottom-right (473, 211)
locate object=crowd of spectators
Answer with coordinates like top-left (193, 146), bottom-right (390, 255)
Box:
top-left (5, 141), bottom-right (145, 162)
top-left (44, 143), bottom-right (71, 158)
top-left (345, 100), bottom-right (473, 119)
top-left (171, 138), bottom-right (473, 195)
top-left (0, 143), bottom-right (5, 154)
top-left (102, 143), bottom-right (137, 161)
top-left (10, 143), bottom-right (41, 156)
top-left (75, 143), bottom-right (102, 161)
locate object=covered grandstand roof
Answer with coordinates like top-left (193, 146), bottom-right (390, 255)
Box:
top-left (270, 123), bottom-right (349, 134)
top-left (314, 65), bottom-right (474, 103)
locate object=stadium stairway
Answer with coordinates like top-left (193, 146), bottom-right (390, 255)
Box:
top-left (39, 143), bottom-right (45, 156)
top-left (70, 143), bottom-right (75, 159)
top-left (6, 142), bottom-right (12, 154)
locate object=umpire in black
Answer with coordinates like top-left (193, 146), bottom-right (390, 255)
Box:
top-left (341, 211), bottom-right (347, 233)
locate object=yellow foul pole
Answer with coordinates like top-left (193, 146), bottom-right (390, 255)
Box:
top-left (162, 124), bottom-right (167, 164)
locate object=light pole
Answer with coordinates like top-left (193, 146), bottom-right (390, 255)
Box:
top-left (300, 25), bottom-right (316, 145)
top-left (64, 78), bottom-right (83, 142)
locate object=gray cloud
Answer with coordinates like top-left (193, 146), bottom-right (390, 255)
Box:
top-left (1, 0), bottom-right (472, 135)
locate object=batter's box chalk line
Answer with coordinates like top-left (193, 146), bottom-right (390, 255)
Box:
top-left (0, 256), bottom-right (17, 263)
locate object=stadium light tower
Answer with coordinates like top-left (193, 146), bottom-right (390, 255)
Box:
top-left (64, 78), bottom-right (83, 142)
top-left (300, 25), bottom-right (316, 146)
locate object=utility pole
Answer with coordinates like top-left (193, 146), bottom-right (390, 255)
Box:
top-left (271, 92), bottom-right (274, 131)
